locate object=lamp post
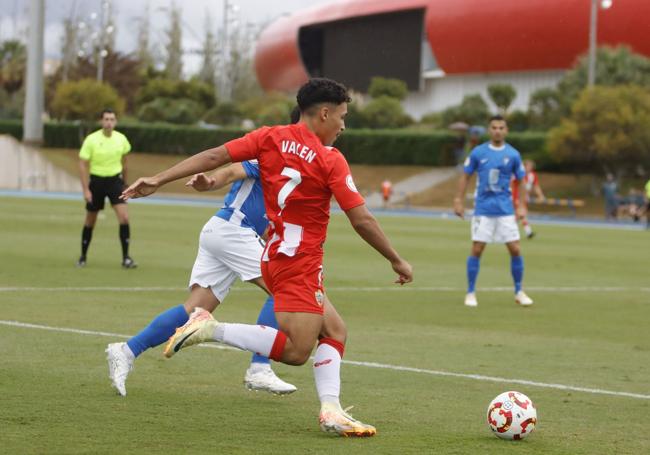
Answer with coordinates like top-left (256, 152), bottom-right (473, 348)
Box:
top-left (587, 0), bottom-right (613, 87)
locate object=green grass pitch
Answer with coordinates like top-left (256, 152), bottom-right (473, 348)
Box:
top-left (1, 196), bottom-right (648, 454)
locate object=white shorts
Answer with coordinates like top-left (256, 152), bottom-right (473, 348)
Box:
top-left (471, 215), bottom-right (520, 243)
top-left (189, 216), bottom-right (264, 302)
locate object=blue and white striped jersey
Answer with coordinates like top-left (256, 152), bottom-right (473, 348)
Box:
top-left (215, 160), bottom-right (268, 236)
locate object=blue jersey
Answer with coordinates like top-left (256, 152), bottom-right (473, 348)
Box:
top-left (215, 160), bottom-right (268, 235)
top-left (464, 142), bottom-right (525, 216)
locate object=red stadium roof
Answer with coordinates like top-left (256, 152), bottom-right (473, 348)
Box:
top-left (255, 0), bottom-right (650, 91)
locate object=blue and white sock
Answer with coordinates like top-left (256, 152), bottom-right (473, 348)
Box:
top-left (250, 296), bottom-right (277, 367)
top-left (126, 304), bottom-right (189, 358)
top-left (511, 256), bottom-right (524, 293)
top-left (467, 256), bottom-right (480, 293)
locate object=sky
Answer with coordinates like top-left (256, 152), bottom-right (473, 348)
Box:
top-left (0, 0), bottom-right (336, 75)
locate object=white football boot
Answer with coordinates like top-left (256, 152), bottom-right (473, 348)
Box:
top-left (464, 292), bottom-right (478, 307)
top-left (515, 291), bottom-right (534, 306)
top-left (319, 402), bottom-right (376, 437)
top-left (163, 308), bottom-right (218, 358)
top-left (244, 364), bottom-right (297, 395)
top-left (106, 342), bottom-right (134, 396)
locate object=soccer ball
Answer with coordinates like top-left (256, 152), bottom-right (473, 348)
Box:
top-left (486, 391), bottom-right (537, 440)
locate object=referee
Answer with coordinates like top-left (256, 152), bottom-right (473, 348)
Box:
top-left (77, 109), bottom-right (136, 268)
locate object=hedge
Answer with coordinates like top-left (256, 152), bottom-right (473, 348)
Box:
top-left (0, 119), bottom-right (22, 140)
top-left (0, 120), bottom-right (551, 168)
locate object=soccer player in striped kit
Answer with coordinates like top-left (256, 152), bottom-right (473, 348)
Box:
top-left (106, 161), bottom-right (297, 396)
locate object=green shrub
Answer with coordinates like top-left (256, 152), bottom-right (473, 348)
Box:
top-left (361, 96), bottom-right (412, 129)
top-left (136, 78), bottom-right (216, 111)
top-left (50, 79), bottom-right (125, 121)
top-left (137, 97), bottom-right (203, 124)
top-left (203, 102), bottom-right (243, 126)
top-left (368, 77), bottom-right (408, 101)
top-left (335, 129), bottom-right (455, 165)
top-left (0, 118), bottom-right (22, 139)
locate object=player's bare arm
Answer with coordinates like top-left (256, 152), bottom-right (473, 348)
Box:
top-left (79, 158), bottom-right (92, 203)
top-left (344, 204), bottom-right (413, 284)
top-left (121, 145), bottom-right (232, 200)
top-left (185, 163), bottom-right (247, 192)
top-left (454, 173), bottom-right (471, 219)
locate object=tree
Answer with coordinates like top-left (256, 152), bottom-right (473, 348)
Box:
top-left (368, 77), bottom-right (408, 100)
top-left (60, 17), bottom-right (79, 81)
top-left (557, 46), bottom-right (650, 111)
top-left (527, 87), bottom-right (562, 131)
top-left (0, 40), bottom-right (26, 95)
top-left (135, 3), bottom-right (154, 72)
top-left (441, 94), bottom-right (490, 126)
top-left (165, 4), bottom-right (183, 80)
top-left (198, 11), bottom-right (217, 88)
top-left (58, 52), bottom-right (142, 112)
top-left (547, 85), bottom-right (650, 173)
top-left (487, 83), bottom-right (516, 114)
top-left (51, 79), bottom-right (125, 120)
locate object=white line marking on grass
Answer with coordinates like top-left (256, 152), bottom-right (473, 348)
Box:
top-left (0, 286), bottom-right (627, 293)
top-left (1, 319), bottom-right (648, 401)
top-left (1, 286), bottom-right (649, 293)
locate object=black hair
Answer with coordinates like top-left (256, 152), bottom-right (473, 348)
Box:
top-left (296, 78), bottom-right (351, 113)
top-left (100, 108), bottom-right (115, 118)
top-left (488, 114), bottom-right (506, 124)
top-left (289, 105), bottom-right (301, 124)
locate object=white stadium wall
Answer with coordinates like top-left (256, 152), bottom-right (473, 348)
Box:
top-left (403, 70), bottom-right (565, 120)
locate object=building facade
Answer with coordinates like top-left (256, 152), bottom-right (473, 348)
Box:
top-left (254, 0), bottom-right (650, 118)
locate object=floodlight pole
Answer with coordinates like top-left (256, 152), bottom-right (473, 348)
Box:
top-left (23, 0), bottom-right (45, 144)
top-left (587, 0), bottom-right (598, 87)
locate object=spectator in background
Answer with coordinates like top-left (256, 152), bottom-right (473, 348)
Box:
top-left (602, 173), bottom-right (619, 221)
top-left (381, 179), bottom-right (393, 208)
top-left (621, 188), bottom-right (645, 222)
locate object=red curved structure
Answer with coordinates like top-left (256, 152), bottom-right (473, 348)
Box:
top-left (255, 0), bottom-right (650, 91)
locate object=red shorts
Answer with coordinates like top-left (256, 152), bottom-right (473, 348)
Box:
top-left (261, 252), bottom-right (325, 315)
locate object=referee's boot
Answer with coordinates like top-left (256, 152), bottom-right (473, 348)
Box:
top-left (122, 256), bottom-right (137, 269)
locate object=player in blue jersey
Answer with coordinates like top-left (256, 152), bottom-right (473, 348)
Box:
top-left (105, 159), bottom-right (297, 396)
top-left (453, 115), bottom-right (534, 307)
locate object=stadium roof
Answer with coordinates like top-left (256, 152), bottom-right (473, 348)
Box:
top-left (254, 0), bottom-right (650, 92)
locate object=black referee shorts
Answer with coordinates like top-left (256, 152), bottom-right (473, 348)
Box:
top-left (86, 174), bottom-right (126, 212)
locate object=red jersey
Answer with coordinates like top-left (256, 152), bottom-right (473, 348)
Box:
top-left (225, 123), bottom-right (364, 260)
top-left (511, 171), bottom-right (538, 205)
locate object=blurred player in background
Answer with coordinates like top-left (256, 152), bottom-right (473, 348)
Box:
top-left (121, 78), bottom-right (413, 437)
top-left (381, 179), bottom-right (392, 208)
top-left (512, 159), bottom-right (545, 239)
top-left (77, 109), bottom-right (136, 268)
top-left (454, 115), bottom-right (533, 308)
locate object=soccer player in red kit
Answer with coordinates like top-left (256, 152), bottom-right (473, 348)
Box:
top-left (121, 78), bottom-right (413, 437)
top-left (511, 159), bottom-right (545, 238)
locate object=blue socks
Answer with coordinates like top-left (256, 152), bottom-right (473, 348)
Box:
top-left (251, 296), bottom-right (277, 365)
top-left (126, 304), bottom-right (189, 358)
top-left (511, 256), bottom-right (524, 293)
top-left (466, 256), bottom-right (480, 293)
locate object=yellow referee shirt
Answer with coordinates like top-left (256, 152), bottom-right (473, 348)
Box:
top-left (79, 130), bottom-right (131, 177)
